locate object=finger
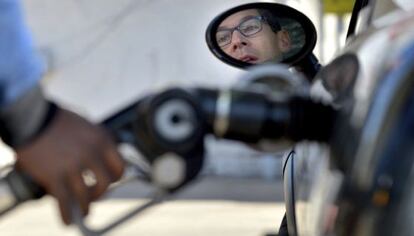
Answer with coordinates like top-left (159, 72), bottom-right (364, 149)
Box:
top-left (99, 130), bottom-right (125, 181)
top-left (103, 144), bottom-right (125, 182)
top-left (83, 159), bottom-right (111, 201)
top-left (49, 181), bottom-right (72, 225)
top-left (83, 125), bottom-right (125, 182)
top-left (67, 168), bottom-right (90, 217)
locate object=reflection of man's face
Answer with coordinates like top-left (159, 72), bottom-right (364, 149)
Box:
top-left (217, 9), bottom-right (291, 64)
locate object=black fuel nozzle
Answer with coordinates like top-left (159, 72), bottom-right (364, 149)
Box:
top-left (192, 87), bottom-right (336, 145)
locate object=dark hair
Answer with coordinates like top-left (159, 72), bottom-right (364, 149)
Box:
top-left (258, 9), bottom-right (282, 33)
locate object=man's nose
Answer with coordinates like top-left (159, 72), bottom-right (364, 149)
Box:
top-left (231, 31), bottom-right (248, 51)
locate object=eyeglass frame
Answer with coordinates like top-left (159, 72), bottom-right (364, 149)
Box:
top-left (216, 15), bottom-right (267, 47)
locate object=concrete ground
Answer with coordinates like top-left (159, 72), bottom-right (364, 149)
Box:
top-left (0, 176), bottom-right (285, 236)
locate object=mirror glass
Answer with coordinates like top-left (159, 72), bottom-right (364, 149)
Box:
top-left (206, 3), bottom-right (317, 68)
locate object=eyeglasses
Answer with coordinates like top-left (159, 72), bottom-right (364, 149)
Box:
top-left (216, 16), bottom-right (265, 47)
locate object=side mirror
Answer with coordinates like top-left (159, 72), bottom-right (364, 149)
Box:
top-left (206, 2), bottom-right (317, 69)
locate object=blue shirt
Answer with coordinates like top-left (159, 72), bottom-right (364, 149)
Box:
top-left (0, 0), bottom-right (44, 107)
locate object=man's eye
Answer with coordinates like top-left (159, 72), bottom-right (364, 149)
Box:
top-left (217, 34), bottom-right (230, 44)
top-left (241, 25), bottom-right (259, 34)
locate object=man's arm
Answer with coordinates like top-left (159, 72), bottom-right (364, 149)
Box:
top-left (0, 0), bottom-right (125, 224)
top-left (0, 0), bottom-right (47, 147)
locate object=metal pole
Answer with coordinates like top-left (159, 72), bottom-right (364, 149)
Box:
top-left (336, 14), bottom-right (344, 53)
top-left (318, 0), bottom-right (325, 63)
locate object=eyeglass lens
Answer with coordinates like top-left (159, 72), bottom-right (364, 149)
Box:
top-left (216, 17), bottom-right (263, 47)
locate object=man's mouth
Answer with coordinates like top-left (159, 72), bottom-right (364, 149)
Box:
top-left (239, 55), bottom-right (258, 63)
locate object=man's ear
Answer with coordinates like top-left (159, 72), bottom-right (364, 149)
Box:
top-left (277, 30), bottom-right (292, 53)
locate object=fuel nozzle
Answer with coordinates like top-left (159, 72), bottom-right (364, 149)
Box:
top-left (193, 87), bottom-right (336, 144)
top-left (132, 88), bottom-right (206, 191)
top-left (193, 64), bottom-right (337, 145)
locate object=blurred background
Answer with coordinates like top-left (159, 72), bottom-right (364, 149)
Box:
top-left (0, 0), bottom-right (353, 235)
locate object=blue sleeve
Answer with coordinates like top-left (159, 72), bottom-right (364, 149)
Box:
top-left (0, 0), bottom-right (45, 107)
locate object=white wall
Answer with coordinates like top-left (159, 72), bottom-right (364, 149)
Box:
top-left (23, 0), bottom-right (258, 121)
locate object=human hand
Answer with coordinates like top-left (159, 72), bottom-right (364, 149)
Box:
top-left (14, 107), bottom-right (125, 225)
